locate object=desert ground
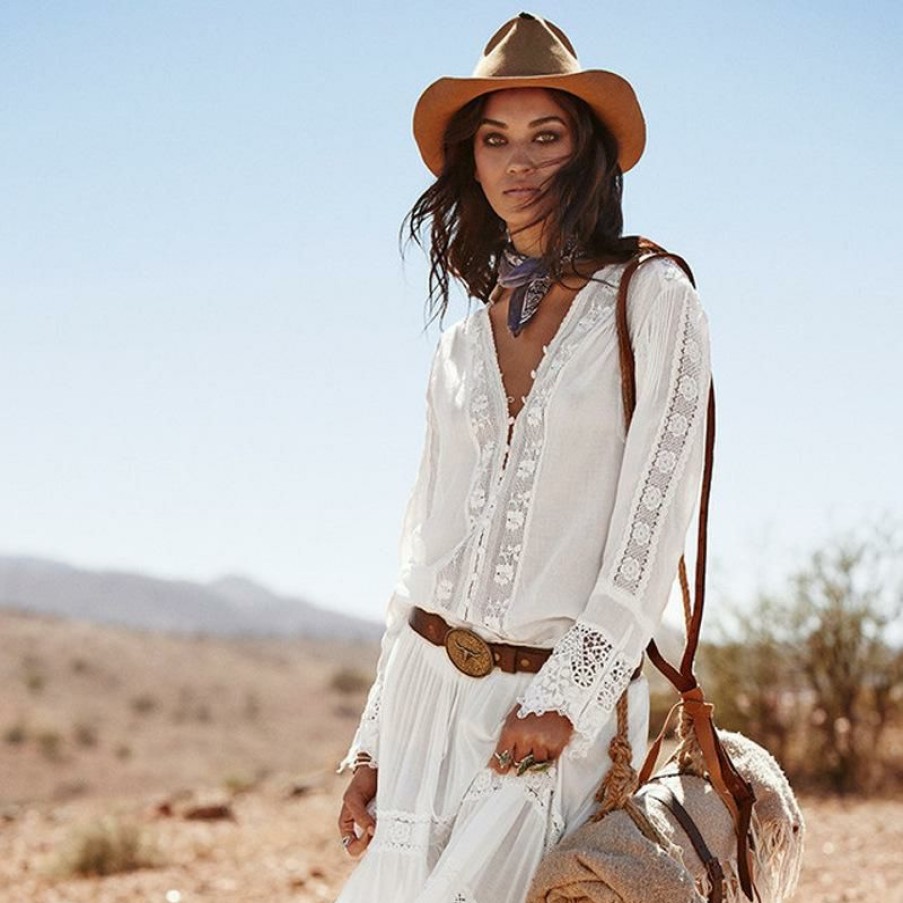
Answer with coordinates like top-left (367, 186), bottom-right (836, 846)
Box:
top-left (1, 610), bottom-right (901, 902)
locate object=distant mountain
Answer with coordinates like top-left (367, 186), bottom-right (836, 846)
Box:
top-left (0, 555), bottom-right (382, 640)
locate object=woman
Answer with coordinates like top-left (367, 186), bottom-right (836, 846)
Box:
top-left (334, 13), bottom-right (711, 903)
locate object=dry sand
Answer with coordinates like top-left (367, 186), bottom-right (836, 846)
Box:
top-left (1, 611), bottom-right (900, 902)
top-left (1, 773), bottom-right (901, 902)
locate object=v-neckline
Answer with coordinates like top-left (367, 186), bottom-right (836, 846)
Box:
top-left (480, 265), bottom-right (612, 450)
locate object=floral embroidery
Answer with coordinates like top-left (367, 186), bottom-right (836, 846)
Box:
top-left (371, 808), bottom-right (456, 856)
top-left (516, 267), bottom-right (709, 757)
top-left (430, 336), bottom-right (506, 616)
top-left (611, 286), bottom-right (706, 597)
top-left (471, 273), bottom-right (622, 629)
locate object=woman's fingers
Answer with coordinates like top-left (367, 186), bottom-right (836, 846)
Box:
top-left (531, 742), bottom-right (550, 764)
top-left (338, 786), bottom-right (377, 857)
top-left (488, 715), bottom-right (519, 773)
top-left (337, 803), bottom-right (362, 856)
top-left (338, 802), bottom-right (374, 857)
top-left (487, 706), bottom-right (574, 774)
top-left (489, 739), bottom-right (514, 773)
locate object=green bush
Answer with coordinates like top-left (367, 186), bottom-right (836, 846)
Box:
top-left (702, 522), bottom-right (903, 794)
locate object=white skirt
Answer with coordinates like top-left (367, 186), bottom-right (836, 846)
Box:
top-left (335, 622), bottom-right (650, 903)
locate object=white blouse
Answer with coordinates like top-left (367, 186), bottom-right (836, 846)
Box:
top-left (339, 256), bottom-right (711, 770)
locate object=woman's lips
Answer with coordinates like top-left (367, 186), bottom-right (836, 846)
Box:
top-left (503, 188), bottom-right (539, 197)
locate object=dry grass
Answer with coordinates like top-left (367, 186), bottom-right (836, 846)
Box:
top-left (53, 816), bottom-right (161, 877)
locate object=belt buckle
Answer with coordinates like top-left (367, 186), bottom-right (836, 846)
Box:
top-left (445, 627), bottom-right (493, 677)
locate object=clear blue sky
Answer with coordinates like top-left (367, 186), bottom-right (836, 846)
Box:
top-left (2, 1), bottom-right (901, 621)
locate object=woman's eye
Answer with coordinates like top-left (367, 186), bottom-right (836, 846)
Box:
top-left (479, 130), bottom-right (563, 147)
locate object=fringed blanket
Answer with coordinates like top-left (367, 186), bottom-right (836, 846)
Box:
top-left (527, 731), bottom-right (805, 903)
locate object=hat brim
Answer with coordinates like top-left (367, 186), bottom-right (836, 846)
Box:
top-left (413, 70), bottom-right (646, 176)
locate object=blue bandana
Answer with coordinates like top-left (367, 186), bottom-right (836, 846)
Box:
top-left (496, 239), bottom-right (581, 337)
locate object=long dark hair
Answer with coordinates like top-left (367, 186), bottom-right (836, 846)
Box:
top-left (401, 88), bottom-right (641, 327)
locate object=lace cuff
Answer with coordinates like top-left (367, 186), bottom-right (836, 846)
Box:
top-left (336, 671), bottom-right (384, 773)
top-left (515, 618), bottom-right (635, 759)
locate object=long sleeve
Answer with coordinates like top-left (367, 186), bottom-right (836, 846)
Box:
top-left (516, 259), bottom-right (712, 759)
top-left (336, 340), bottom-right (442, 774)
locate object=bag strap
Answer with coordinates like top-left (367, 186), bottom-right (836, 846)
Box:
top-left (611, 245), bottom-right (758, 902)
top-left (643, 783), bottom-right (726, 903)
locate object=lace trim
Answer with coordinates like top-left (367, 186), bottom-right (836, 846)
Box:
top-left (610, 280), bottom-right (705, 597)
top-left (476, 277), bottom-right (619, 630)
top-left (430, 329), bottom-right (504, 617)
top-left (370, 808), bottom-right (456, 856)
top-left (336, 671), bottom-right (383, 772)
top-left (462, 767), bottom-right (565, 850)
top-left (516, 620), bottom-right (634, 759)
top-left (465, 348), bottom-right (503, 534)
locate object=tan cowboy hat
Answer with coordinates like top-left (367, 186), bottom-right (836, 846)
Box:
top-left (413, 12), bottom-right (646, 176)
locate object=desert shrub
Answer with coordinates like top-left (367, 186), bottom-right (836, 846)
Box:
top-left (223, 773), bottom-right (257, 795)
top-left (52, 779), bottom-right (91, 801)
top-left (24, 669), bottom-right (45, 694)
top-left (702, 521), bottom-right (903, 794)
top-left (36, 729), bottom-right (63, 761)
top-left (330, 666), bottom-right (372, 695)
top-left (55, 816), bottom-right (159, 877)
top-left (130, 694), bottom-right (158, 716)
top-left (73, 721), bottom-right (99, 748)
top-left (243, 690), bottom-right (261, 721)
top-left (172, 685), bottom-right (213, 723)
top-left (4, 722), bottom-right (28, 745)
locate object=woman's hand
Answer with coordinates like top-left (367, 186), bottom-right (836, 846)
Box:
top-left (337, 765), bottom-right (378, 858)
top-left (487, 705), bottom-right (574, 775)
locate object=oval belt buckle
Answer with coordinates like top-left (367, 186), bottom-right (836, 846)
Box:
top-left (445, 627), bottom-right (494, 677)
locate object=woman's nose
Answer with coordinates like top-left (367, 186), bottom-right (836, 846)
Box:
top-left (506, 147), bottom-right (536, 174)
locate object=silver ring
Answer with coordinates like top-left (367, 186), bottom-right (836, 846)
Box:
top-left (494, 749), bottom-right (513, 768)
top-left (341, 834), bottom-right (354, 847)
top-left (515, 752), bottom-right (540, 775)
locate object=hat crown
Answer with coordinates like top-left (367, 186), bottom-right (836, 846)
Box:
top-left (473, 12), bottom-right (581, 78)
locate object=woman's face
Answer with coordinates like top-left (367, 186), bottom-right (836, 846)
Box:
top-left (473, 88), bottom-right (575, 243)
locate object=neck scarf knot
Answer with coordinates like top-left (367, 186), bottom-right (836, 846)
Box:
top-left (496, 238), bottom-right (581, 337)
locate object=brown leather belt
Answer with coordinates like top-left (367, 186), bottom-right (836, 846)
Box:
top-left (409, 606), bottom-right (551, 677)
top-left (409, 606), bottom-right (644, 681)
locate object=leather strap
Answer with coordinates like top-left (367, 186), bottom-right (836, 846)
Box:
top-left (614, 246), bottom-right (757, 901)
top-left (644, 783), bottom-right (725, 903)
